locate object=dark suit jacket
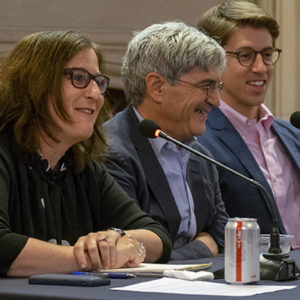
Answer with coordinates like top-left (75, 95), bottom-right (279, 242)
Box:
top-left (198, 106), bottom-right (300, 234)
top-left (103, 105), bottom-right (229, 260)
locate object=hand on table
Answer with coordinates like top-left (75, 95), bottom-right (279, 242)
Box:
top-left (73, 230), bottom-right (146, 271)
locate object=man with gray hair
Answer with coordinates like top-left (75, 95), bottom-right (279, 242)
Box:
top-left (104, 21), bottom-right (229, 259)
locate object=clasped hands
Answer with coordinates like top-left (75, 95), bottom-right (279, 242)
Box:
top-left (73, 229), bottom-right (146, 271)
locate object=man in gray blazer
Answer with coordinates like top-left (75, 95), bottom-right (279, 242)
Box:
top-left (104, 21), bottom-right (229, 260)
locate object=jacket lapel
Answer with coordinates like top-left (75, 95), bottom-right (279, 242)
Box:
top-left (206, 108), bottom-right (282, 227)
top-left (207, 107), bottom-right (272, 190)
top-left (272, 120), bottom-right (300, 171)
top-left (125, 106), bottom-right (181, 240)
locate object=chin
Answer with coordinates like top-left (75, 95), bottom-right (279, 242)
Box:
top-left (193, 127), bottom-right (206, 137)
top-left (75, 131), bottom-right (94, 143)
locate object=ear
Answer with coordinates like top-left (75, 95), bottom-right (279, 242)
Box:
top-left (145, 72), bottom-right (167, 103)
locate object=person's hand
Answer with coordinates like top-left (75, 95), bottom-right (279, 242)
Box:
top-left (73, 230), bottom-right (121, 270)
top-left (113, 234), bottom-right (146, 268)
top-left (73, 230), bottom-right (146, 271)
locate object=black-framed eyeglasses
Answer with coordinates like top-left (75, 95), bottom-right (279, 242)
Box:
top-left (226, 47), bottom-right (282, 67)
top-left (176, 79), bottom-right (224, 97)
top-left (63, 68), bottom-right (110, 94)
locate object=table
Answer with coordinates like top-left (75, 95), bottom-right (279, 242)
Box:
top-left (0, 251), bottom-right (299, 300)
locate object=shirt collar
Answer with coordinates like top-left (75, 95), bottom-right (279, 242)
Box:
top-left (133, 107), bottom-right (196, 153)
top-left (219, 100), bottom-right (274, 130)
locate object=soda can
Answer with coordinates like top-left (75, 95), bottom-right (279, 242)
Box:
top-left (225, 218), bottom-right (260, 284)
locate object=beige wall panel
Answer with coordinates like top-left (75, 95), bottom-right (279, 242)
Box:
top-left (0, 0), bottom-right (224, 89)
top-left (0, 0), bottom-right (298, 119)
top-left (256, 0), bottom-right (299, 119)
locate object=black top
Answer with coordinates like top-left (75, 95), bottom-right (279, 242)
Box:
top-left (0, 132), bottom-right (171, 276)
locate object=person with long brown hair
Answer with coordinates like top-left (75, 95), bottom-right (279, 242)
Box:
top-left (0, 30), bottom-right (171, 277)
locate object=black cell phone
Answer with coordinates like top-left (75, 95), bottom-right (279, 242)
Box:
top-left (28, 273), bottom-right (111, 287)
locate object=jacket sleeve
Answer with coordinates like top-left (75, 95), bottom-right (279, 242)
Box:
top-left (171, 240), bottom-right (214, 260)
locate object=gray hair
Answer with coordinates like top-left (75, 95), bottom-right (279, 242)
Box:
top-left (122, 21), bottom-right (226, 107)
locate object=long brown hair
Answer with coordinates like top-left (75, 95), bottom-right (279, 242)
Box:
top-left (0, 30), bottom-right (108, 172)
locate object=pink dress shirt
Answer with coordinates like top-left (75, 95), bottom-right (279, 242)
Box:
top-left (219, 100), bottom-right (300, 249)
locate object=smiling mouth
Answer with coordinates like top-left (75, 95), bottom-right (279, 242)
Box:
top-left (75, 108), bottom-right (95, 114)
top-left (247, 80), bottom-right (265, 86)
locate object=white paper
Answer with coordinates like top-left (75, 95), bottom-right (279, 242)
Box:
top-left (111, 277), bottom-right (296, 297)
top-left (102, 262), bottom-right (211, 273)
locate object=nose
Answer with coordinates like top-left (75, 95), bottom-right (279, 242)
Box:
top-left (85, 79), bottom-right (102, 100)
top-left (251, 53), bottom-right (268, 73)
top-left (206, 89), bottom-right (220, 107)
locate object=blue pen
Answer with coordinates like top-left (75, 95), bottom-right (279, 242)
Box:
top-left (72, 271), bottom-right (136, 279)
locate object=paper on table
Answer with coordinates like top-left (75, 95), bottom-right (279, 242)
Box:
top-left (101, 262), bottom-right (212, 274)
top-left (111, 277), bottom-right (296, 297)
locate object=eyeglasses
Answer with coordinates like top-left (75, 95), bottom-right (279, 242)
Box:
top-left (226, 47), bottom-right (282, 67)
top-left (63, 68), bottom-right (110, 94)
top-left (176, 79), bottom-right (224, 97)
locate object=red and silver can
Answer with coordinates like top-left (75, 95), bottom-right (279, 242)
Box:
top-left (225, 218), bottom-right (260, 284)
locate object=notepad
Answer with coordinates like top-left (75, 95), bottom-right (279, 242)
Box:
top-left (100, 262), bottom-right (212, 277)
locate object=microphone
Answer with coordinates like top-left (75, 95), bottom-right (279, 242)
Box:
top-left (139, 119), bottom-right (299, 281)
top-left (290, 111), bottom-right (300, 129)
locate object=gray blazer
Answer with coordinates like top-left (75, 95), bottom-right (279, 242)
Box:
top-left (104, 105), bottom-right (228, 260)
